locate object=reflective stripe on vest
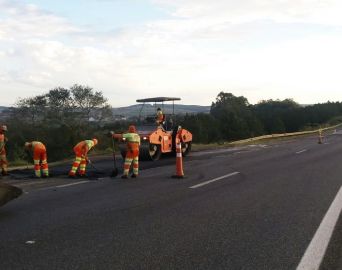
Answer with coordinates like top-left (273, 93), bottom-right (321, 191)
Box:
top-left (123, 133), bottom-right (141, 144)
top-left (85, 140), bottom-right (95, 150)
top-left (31, 141), bottom-right (45, 151)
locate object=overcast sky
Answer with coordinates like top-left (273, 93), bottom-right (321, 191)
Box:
top-left (1, 0), bottom-right (342, 107)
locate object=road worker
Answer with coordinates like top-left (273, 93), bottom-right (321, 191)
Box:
top-left (69, 138), bottom-right (98, 178)
top-left (24, 141), bottom-right (49, 178)
top-left (0, 125), bottom-right (8, 176)
top-left (156, 107), bottom-right (165, 128)
top-left (112, 125), bottom-right (140, 179)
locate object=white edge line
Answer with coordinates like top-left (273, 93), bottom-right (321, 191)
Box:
top-left (297, 186), bottom-right (342, 270)
top-left (189, 172), bottom-right (240, 189)
top-left (296, 149), bottom-right (307, 154)
top-left (56, 181), bottom-right (90, 188)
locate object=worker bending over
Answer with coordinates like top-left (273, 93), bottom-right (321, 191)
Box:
top-left (112, 125), bottom-right (140, 179)
top-left (0, 125), bottom-right (8, 176)
top-left (69, 138), bottom-right (98, 178)
top-left (24, 141), bottom-right (49, 178)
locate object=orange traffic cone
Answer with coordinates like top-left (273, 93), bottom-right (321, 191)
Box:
top-left (172, 138), bottom-right (184, 179)
top-left (318, 129), bottom-right (323, 144)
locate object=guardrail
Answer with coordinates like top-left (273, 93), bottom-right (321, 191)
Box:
top-left (227, 124), bottom-right (342, 146)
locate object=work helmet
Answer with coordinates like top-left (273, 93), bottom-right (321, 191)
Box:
top-left (1, 125), bottom-right (7, 132)
top-left (92, 138), bottom-right (98, 145)
top-left (128, 125), bottom-right (136, 133)
top-left (157, 107), bottom-right (161, 111)
top-left (24, 142), bottom-right (30, 149)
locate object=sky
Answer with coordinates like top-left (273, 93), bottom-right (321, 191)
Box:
top-left (1, 0), bottom-right (342, 107)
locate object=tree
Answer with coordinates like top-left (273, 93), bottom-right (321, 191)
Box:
top-left (9, 85), bottom-right (113, 161)
top-left (210, 92), bottom-right (263, 140)
top-left (253, 99), bottom-right (300, 133)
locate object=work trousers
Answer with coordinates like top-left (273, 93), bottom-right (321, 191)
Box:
top-left (123, 151), bottom-right (139, 176)
top-left (0, 148), bottom-right (7, 173)
top-left (69, 152), bottom-right (87, 176)
top-left (33, 148), bottom-right (49, 177)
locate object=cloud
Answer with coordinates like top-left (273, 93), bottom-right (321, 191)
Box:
top-left (153, 0), bottom-right (342, 25)
top-left (1, 0), bottom-right (342, 106)
top-left (0, 0), bottom-right (80, 39)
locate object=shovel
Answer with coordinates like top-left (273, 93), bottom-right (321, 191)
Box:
top-left (87, 158), bottom-right (102, 173)
top-left (111, 136), bottom-right (119, 178)
top-left (86, 158), bottom-right (106, 180)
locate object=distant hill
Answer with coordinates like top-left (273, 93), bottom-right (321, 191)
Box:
top-left (0, 106), bottom-right (8, 112)
top-left (112, 104), bottom-right (210, 118)
top-left (0, 104), bottom-right (210, 121)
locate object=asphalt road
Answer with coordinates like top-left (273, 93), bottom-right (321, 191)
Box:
top-left (1, 131), bottom-right (342, 269)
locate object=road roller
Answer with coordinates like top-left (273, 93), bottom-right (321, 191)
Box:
top-left (118, 97), bottom-right (193, 161)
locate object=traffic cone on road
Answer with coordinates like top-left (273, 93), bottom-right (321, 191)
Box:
top-left (172, 138), bottom-right (184, 179)
top-left (318, 128), bottom-right (323, 144)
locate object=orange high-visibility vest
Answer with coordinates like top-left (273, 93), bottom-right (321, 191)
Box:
top-left (30, 141), bottom-right (46, 152)
top-left (123, 133), bottom-right (140, 154)
top-left (74, 140), bottom-right (95, 156)
top-left (0, 134), bottom-right (5, 150)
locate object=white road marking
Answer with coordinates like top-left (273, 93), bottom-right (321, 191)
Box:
top-left (297, 186), bottom-right (342, 270)
top-left (15, 181), bottom-right (49, 187)
top-left (56, 181), bottom-right (90, 188)
top-left (296, 149), bottom-right (307, 154)
top-left (25, 240), bottom-right (35, 244)
top-left (191, 148), bottom-right (242, 157)
top-left (189, 172), bottom-right (240, 189)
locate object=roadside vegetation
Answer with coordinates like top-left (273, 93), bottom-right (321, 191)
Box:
top-left (2, 87), bottom-right (342, 165)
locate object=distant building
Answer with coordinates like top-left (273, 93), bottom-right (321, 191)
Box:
top-left (0, 107), bottom-right (14, 121)
top-left (113, 114), bottom-right (127, 121)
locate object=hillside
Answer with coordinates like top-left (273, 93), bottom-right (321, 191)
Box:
top-left (0, 106), bottom-right (8, 112)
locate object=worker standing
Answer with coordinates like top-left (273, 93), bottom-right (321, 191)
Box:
top-left (24, 141), bottom-right (49, 178)
top-left (156, 107), bottom-right (165, 128)
top-left (0, 125), bottom-right (8, 176)
top-left (112, 125), bottom-right (140, 179)
top-left (69, 138), bottom-right (98, 178)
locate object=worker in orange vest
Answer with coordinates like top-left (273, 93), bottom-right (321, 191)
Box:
top-left (0, 125), bottom-right (9, 176)
top-left (24, 141), bottom-right (49, 178)
top-left (69, 138), bottom-right (98, 178)
top-left (112, 125), bottom-right (140, 179)
top-left (156, 107), bottom-right (165, 128)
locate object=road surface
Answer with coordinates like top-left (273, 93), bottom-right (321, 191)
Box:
top-left (1, 131), bottom-right (342, 269)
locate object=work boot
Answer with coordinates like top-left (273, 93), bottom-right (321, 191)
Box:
top-left (68, 174), bottom-right (76, 179)
top-left (121, 175), bottom-right (128, 179)
top-left (79, 174), bottom-right (87, 178)
top-left (1, 171), bottom-right (9, 176)
top-left (42, 174), bottom-right (49, 179)
top-left (131, 174), bottom-right (138, 178)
